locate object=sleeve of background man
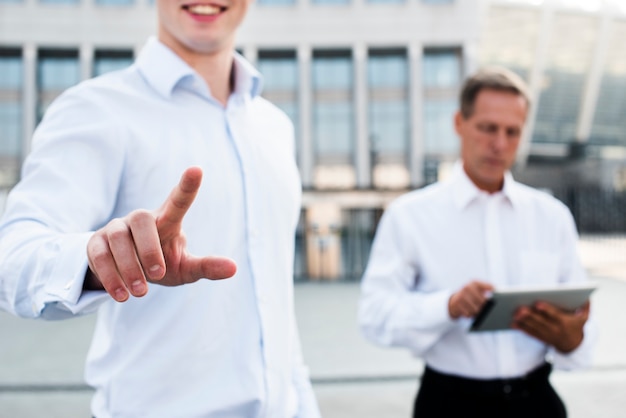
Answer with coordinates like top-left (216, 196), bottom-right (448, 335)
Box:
top-left (548, 205), bottom-right (598, 370)
top-left (358, 201), bottom-right (457, 356)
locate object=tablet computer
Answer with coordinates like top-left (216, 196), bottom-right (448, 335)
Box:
top-left (470, 283), bottom-right (597, 332)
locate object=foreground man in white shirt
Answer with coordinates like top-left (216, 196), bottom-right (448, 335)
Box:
top-left (0, 1), bottom-right (321, 417)
top-left (359, 67), bottom-right (595, 418)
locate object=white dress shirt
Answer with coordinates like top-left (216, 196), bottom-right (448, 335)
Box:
top-left (359, 162), bottom-right (596, 379)
top-left (0, 38), bottom-right (320, 418)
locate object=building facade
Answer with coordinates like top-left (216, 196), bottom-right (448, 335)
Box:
top-left (1, 0), bottom-right (625, 279)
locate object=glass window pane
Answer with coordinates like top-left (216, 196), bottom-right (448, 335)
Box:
top-left (422, 48), bottom-right (462, 162)
top-left (257, 51), bottom-right (299, 157)
top-left (368, 50), bottom-right (409, 171)
top-left (368, 53), bottom-right (407, 88)
top-left (94, 50), bottom-right (134, 76)
top-left (0, 52), bottom-right (23, 188)
top-left (423, 99), bottom-right (458, 155)
top-left (423, 49), bottom-right (461, 88)
top-left (0, 56), bottom-right (22, 89)
top-left (258, 0), bottom-right (295, 5)
top-left (312, 0), bottom-right (350, 4)
top-left (95, 0), bottom-right (134, 4)
top-left (39, 0), bottom-right (79, 4)
top-left (368, 0), bottom-right (404, 4)
top-left (313, 52), bottom-right (354, 163)
top-left (38, 50), bottom-right (80, 123)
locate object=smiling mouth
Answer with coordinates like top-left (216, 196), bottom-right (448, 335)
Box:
top-left (182, 4), bottom-right (224, 16)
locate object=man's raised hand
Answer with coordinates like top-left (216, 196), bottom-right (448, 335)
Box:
top-left (85, 166), bottom-right (237, 302)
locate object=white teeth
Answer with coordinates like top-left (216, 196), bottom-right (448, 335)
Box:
top-left (187, 4), bottom-right (220, 15)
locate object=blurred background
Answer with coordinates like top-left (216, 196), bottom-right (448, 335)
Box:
top-left (1, 0), bottom-right (626, 416)
top-left (2, 0), bottom-right (626, 279)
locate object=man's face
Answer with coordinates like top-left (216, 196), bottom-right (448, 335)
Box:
top-left (156, 0), bottom-right (252, 58)
top-left (455, 88), bottom-right (528, 193)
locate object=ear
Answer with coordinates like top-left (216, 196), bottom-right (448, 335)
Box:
top-left (453, 110), bottom-right (464, 137)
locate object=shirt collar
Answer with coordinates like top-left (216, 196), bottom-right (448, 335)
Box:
top-left (449, 161), bottom-right (520, 210)
top-left (135, 37), bottom-right (262, 100)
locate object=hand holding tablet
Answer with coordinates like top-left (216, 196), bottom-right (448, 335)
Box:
top-left (470, 283), bottom-right (597, 332)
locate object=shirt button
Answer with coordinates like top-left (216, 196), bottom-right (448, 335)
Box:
top-left (64, 280), bottom-right (74, 290)
top-left (503, 384), bottom-right (512, 394)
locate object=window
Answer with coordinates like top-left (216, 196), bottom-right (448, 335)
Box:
top-left (257, 0), bottom-right (295, 5)
top-left (368, 0), bottom-right (404, 4)
top-left (95, 0), bottom-right (134, 5)
top-left (422, 48), bottom-right (462, 162)
top-left (39, 0), bottom-right (79, 4)
top-left (312, 50), bottom-right (355, 189)
top-left (0, 49), bottom-right (23, 189)
top-left (94, 50), bottom-right (134, 76)
top-left (37, 49), bottom-right (80, 123)
top-left (368, 49), bottom-right (410, 189)
top-left (257, 50), bottom-right (299, 157)
top-left (313, 50), bottom-right (353, 161)
top-left (312, 0), bottom-right (349, 5)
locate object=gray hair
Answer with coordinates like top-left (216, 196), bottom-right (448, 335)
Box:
top-left (459, 66), bottom-right (530, 118)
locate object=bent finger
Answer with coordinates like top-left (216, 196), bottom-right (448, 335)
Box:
top-left (106, 219), bottom-right (149, 297)
top-left (87, 233), bottom-right (130, 302)
top-left (128, 210), bottom-right (166, 280)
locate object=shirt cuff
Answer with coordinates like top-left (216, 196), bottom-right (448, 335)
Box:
top-left (396, 288), bottom-right (456, 334)
top-left (549, 319), bottom-right (597, 370)
top-left (37, 232), bottom-right (110, 319)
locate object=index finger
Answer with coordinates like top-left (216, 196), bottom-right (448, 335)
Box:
top-left (156, 167), bottom-right (203, 239)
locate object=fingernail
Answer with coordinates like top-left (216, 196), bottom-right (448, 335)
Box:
top-left (115, 288), bottom-right (128, 301)
top-left (149, 265), bottom-right (163, 278)
top-left (131, 280), bottom-right (145, 294)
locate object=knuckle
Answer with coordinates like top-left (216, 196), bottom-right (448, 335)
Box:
top-left (119, 266), bottom-right (143, 282)
top-left (127, 209), bottom-right (154, 226)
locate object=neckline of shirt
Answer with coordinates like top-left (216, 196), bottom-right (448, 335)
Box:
top-left (134, 37), bottom-right (262, 102)
top-left (449, 161), bottom-right (519, 210)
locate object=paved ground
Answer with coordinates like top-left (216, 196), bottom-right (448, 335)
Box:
top-left (1, 236), bottom-right (625, 417)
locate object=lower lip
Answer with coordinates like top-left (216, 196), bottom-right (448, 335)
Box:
top-left (184, 9), bottom-right (222, 23)
top-left (485, 159), bottom-right (503, 168)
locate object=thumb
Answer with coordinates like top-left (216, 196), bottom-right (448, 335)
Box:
top-left (183, 255), bottom-right (238, 282)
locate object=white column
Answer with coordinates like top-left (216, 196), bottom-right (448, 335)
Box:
top-left (80, 43), bottom-right (94, 81)
top-left (22, 43), bottom-right (37, 161)
top-left (516, 0), bottom-right (555, 168)
top-left (298, 44), bottom-right (313, 188)
top-left (409, 42), bottom-right (424, 187)
top-left (353, 42), bottom-right (369, 188)
top-left (575, 11), bottom-right (612, 144)
top-left (463, 40), bottom-right (479, 79)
